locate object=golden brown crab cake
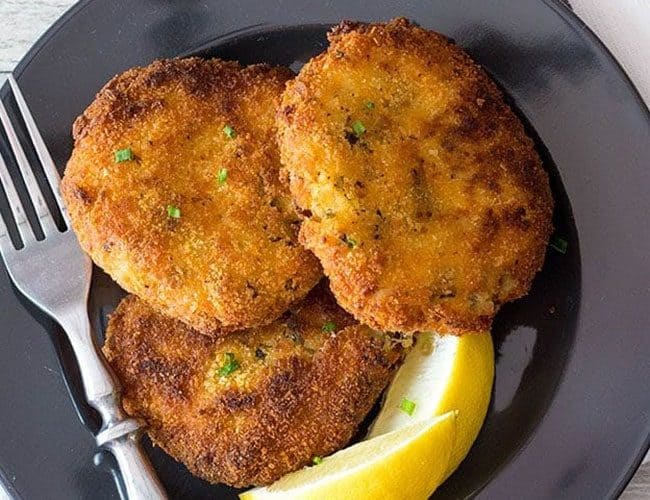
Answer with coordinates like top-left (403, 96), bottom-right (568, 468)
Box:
top-left (62, 58), bottom-right (321, 335)
top-left (103, 286), bottom-right (402, 487)
top-left (277, 18), bottom-right (553, 334)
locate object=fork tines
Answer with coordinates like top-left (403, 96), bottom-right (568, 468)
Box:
top-left (0, 75), bottom-right (69, 251)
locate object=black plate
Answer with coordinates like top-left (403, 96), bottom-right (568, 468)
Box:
top-left (0, 1), bottom-right (648, 499)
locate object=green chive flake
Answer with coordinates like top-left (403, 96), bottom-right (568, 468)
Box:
top-left (352, 121), bottom-right (366, 137)
top-left (217, 168), bottom-right (228, 185)
top-left (365, 101), bottom-right (375, 110)
top-left (400, 397), bottom-right (416, 416)
top-left (312, 456), bottom-right (323, 465)
top-left (550, 236), bottom-right (568, 254)
top-left (166, 205), bottom-right (181, 219)
top-left (343, 234), bottom-right (358, 248)
top-left (218, 352), bottom-right (240, 377)
top-left (322, 321), bottom-right (337, 334)
top-left (223, 125), bottom-right (236, 139)
top-left (114, 148), bottom-right (134, 163)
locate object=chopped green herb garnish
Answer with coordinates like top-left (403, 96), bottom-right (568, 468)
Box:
top-left (550, 236), bottom-right (568, 254)
top-left (218, 352), bottom-right (240, 377)
top-left (342, 234), bottom-right (357, 248)
top-left (217, 167), bottom-right (228, 185)
top-left (365, 101), bottom-right (375, 110)
top-left (166, 205), bottom-right (181, 219)
top-left (312, 456), bottom-right (323, 465)
top-left (322, 321), bottom-right (337, 333)
top-left (351, 121), bottom-right (366, 137)
top-left (114, 148), bottom-right (134, 163)
top-left (400, 397), bottom-right (416, 416)
top-left (223, 125), bottom-right (236, 139)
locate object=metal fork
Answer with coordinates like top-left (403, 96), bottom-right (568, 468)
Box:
top-left (0, 75), bottom-right (167, 500)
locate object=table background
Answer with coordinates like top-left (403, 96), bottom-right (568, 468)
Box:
top-left (0, 0), bottom-right (648, 498)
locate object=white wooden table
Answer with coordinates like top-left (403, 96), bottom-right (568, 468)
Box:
top-left (1, 1), bottom-right (648, 498)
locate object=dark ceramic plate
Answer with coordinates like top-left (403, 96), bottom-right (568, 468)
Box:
top-left (0, 0), bottom-right (648, 499)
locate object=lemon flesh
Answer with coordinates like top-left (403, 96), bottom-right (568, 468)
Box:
top-left (240, 412), bottom-right (456, 500)
top-left (368, 331), bottom-right (494, 478)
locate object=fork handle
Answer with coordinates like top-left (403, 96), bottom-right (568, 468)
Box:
top-left (60, 307), bottom-right (167, 500)
top-left (103, 431), bottom-right (168, 500)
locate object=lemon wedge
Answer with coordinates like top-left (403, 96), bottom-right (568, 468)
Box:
top-left (240, 411), bottom-right (457, 500)
top-left (368, 331), bottom-right (494, 478)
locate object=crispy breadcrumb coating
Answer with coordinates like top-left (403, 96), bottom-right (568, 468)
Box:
top-left (103, 286), bottom-right (401, 487)
top-left (277, 18), bottom-right (553, 334)
top-left (62, 58), bottom-right (321, 335)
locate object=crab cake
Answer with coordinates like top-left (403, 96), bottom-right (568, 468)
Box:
top-left (103, 286), bottom-right (402, 487)
top-left (277, 18), bottom-right (553, 334)
top-left (62, 58), bottom-right (321, 335)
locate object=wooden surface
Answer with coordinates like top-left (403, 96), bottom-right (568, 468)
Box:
top-left (0, 0), bottom-right (74, 73)
top-left (1, 1), bottom-right (648, 498)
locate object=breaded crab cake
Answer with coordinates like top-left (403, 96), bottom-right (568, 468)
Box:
top-left (103, 285), bottom-right (402, 487)
top-left (62, 58), bottom-right (321, 334)
top-left (277, 19), bottom-right (553, 334)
